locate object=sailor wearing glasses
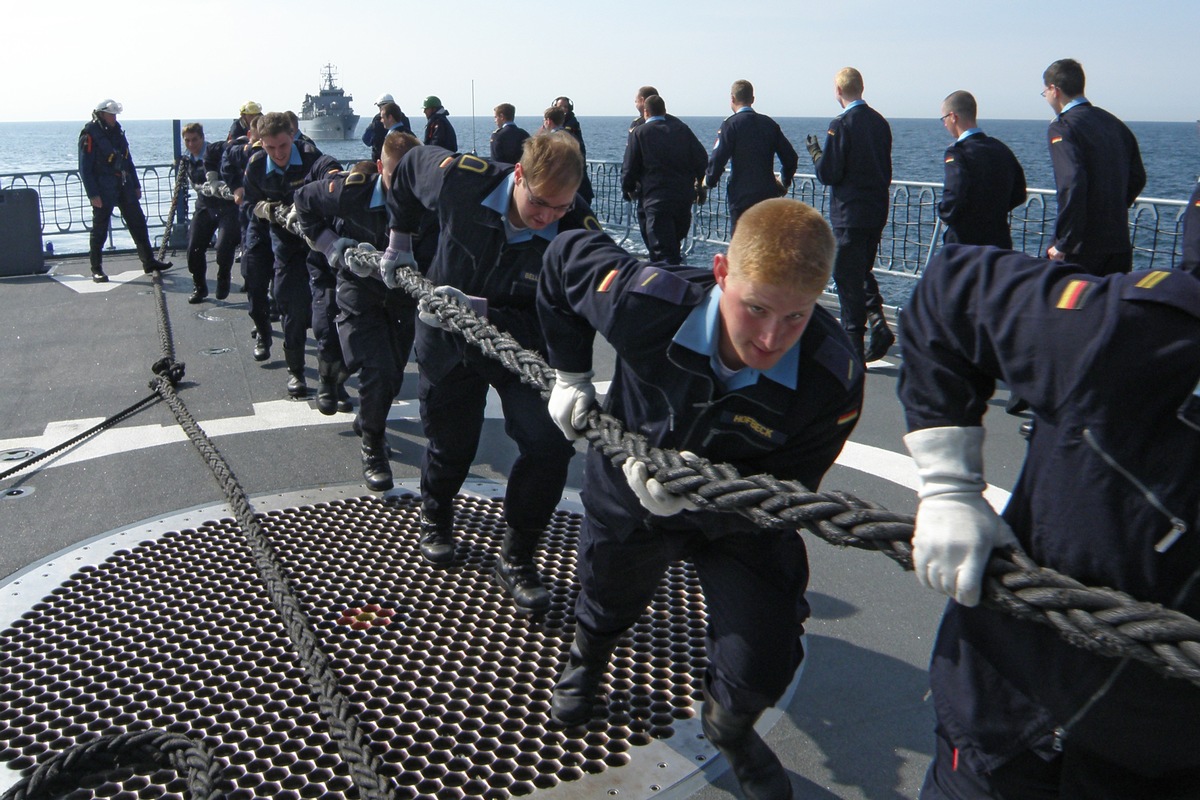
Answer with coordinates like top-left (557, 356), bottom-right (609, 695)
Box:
top-left (383, 132), bottom-right (603, 615)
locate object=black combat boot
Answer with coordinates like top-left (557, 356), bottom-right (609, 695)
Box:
top-left (550, 625), bottom-right (623, 726)
top-left (90, 254), bottom-right (108, 283)
top-left (336, 378), bottom-right (353, 413)
top-left (253, 327), bottom-right (271, 362)
top-left (492, 527), bottom-right (550, 614)
top-left (215, 268), bottom-right (231, 300)
top-left (188, 281), bottom-right (208, 304)
top-left (361, 433), bottom-right (393, 492)
top-left (701, 681), bottom-right (794, 800)
top-left (315, 358), bottom-right (339, 415)
top-left (863, 310), bottom-right (895, 363)
top-left (283, 347), bottom-right (308, 399)
top-left (418, 509), bottom-right (455, 566)
top-left (137, 242), bottom-right (173, 274)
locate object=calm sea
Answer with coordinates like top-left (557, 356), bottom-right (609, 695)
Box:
top-left (2, 115), bottom-right (1198, 199)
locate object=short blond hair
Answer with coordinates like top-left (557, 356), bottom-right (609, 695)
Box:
top-left (520, 130), bottom-right (583, 195)
top-left (728, 199), bottom-right (835, 294)
top-left (382, 130), bottom-right (420, 162)
top-left (836, 67), bottom-right (864, 97)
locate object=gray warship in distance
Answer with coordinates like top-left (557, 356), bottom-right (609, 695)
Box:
top-left (298, 63), bottom-right (361, 141)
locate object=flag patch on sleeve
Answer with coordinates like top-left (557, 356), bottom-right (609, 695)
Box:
top-left (1056, 279), bottom-right (1095, 309)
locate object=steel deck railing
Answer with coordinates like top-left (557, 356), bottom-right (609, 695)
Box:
top-left (1, 162), bottom-right (1190, 277)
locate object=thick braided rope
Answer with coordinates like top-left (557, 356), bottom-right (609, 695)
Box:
top-left (335, 239), bottom-right (1200, 687)
top-left (143, 282), bottom-right (395, 798)
top-left (0, 730), bottom-right (221, 800)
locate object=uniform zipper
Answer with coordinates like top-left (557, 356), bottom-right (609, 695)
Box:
top-left (1081, 427), bottom-right (1188, 552)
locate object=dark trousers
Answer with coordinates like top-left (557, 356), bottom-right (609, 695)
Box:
top-left (417, 353), bottom-right (575, 532)
top-left (921, 727), bottom-right (1200, 800)
top-left (336, 273), bottom-right (416, 439)
top-left (1068, 249), bottom-right (1133, 277)
top-left (640, 200), bottom-right (692, 265)
top-left (573, 504), bottom-right (809, 716)
top-left (88, 188), bottom-right (153, 269)
top-left (832, 226), bottom-right (886, 346)
top-left (307, 257), bottom-right (343, 366)
top-left (242, 218), bottom-right (274, 340)
top-left (269, 228), bottom-right (313, 352)
top-left (187, 203), bottom-right (239, 286)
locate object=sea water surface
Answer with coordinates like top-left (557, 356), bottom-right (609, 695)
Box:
top-left (3, 115), bottom-right (1198, 200)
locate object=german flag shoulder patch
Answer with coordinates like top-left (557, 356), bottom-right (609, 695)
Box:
top-left (1056, 278), bottom-right (1096, 310)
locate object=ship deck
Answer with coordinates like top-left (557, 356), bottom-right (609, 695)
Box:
top-left (0, 251), bottom-right (1034, 799)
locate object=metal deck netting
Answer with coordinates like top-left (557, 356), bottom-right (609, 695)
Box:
top-left (0, 493), bottom-right (713, 799)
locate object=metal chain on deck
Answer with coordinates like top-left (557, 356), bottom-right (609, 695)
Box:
top-left (334, 234), bottom-right (1200, 689)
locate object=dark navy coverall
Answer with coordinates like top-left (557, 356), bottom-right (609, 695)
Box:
top-left (183, 141), bottom-right (239, 288)
top-left (386, 146), bottom-right (601, 532)
top-left (77, 117), bottom-right (157, 271)
top-left (537, 229), bottom-right (863, 715)
top-left (622, 115), bottom-right (708, 265)
top-left (899, 245), bottom-right (1200, 798)
top-left (242, 142), bottom-right (341, 356)
top-left (704, 107), bottom-right (799, 229)
top-left (937, 131), bottom-right (1026, 249)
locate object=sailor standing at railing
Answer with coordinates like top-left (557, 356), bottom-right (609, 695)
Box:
top-left (180, 123), bottom-right (239, 304)
top-left (806, 67), bottom-right (894, 365)
top-left (382, 131), bottom-right (601, 614)
top-left (77, 99), bottom-right (173, 282)
top-left (1041, 58), bottom-right (1146, 275)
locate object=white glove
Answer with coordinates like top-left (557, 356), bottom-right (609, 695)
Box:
top-left (205, 170), bottom-right (221, 191)
top-left (284, 205), bottom-right (300, 234)
top-left (418, 285), bottom-right (486, 330)
top-left (622, 454), bottom-right (701, 516)
top-left (380, 230), bottom-right (417, 289)
top-left (346, 243), bottom-right (377, 278)
top-left (548, 370), bottom-right (596, 440)
top-left (904, 426), bottom-right (1019, 607)
top-left (313, 229), bottom-right (358, 271)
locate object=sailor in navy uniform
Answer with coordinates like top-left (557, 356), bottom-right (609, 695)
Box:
top-left (1042, 58), bottom-right (1146, 275)
top-left (242, 112), bottom-right (342, 399)
top-left (180, 123), bottom-right (239, 303)
top-left (381, 132), bottom-right (600, 614)
top-left (420, 96), bottom-right (458, 152)
top-left (220, 125), bottom-right (273, 360)
top-left (77, 99), bottom-right (172, 281)
top-left (292, 131), bottom-right (426, 490)
top-left (898, 245), bottom-right (1200, 798)
top-left (367, 102), bottom-right (412, 162)
top-left (552, 97), bottom-right (593, 203)
top-left (621, 94), bottom-right (707, 264)
top-left (227, 100), bottom-right (262, 143)
top-left (809, 68), bottom-right (894, 364)
top-left (936, 91), bottom-right (1026, 249)
top-left (538, 199), bottom-right (862, 800)
top-left (1183, 181), bottom-right (1200, 274)
top-left (489, 103), bottom-right (529, 165)
top-left (704, 79), bottom-right (799, 232)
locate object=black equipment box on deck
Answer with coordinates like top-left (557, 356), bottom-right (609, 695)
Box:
top-left (0, 189), bottom-right (46, 276)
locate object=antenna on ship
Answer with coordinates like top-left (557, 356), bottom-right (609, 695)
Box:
top-left (470, 79), bottom-right (477, 155)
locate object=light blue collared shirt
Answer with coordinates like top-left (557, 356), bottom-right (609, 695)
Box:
top-left (840, 99), bottom-right (866, 116)
top-left (369, 177), bottom-right (385, 209)
top-left (646, 115), bottom-right (666, 124)
top-left (479, 173), bottom-right (559, 244)
top-left (956, 127), bottom-right (983, 143)
top-left (671, 285), bottom-right (800, 392)
top-left (265, 143), bottom-right (302, 175)
top-left (1060, 96), bottom-right (1088, 115)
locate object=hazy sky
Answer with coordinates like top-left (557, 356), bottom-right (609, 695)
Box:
top-left (13, 0), bottom-right (1198, 124)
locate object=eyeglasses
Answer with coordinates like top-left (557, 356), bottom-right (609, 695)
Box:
top-left (1041, 85), bottom-right (1055, 98)
top-left (523, 178), bottom-right (575, 214)
top-left (940, 113), bottom-right (953, 121)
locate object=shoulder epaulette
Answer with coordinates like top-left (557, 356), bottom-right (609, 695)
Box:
top-left (345, 172), bottom-right (367, 186)
top-left (627, 265), bottom-right (703, 306)
top-left (1120, 270), bottom-right (1200, 319)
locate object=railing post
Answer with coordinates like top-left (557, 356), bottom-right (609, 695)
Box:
top-left (168, 119), bottom-right (189, 250)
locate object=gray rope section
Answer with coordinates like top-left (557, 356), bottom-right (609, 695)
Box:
top-left (0, 730), bottom-right (221, 800)
top-left (335, 232), bottom-right (1200, 689)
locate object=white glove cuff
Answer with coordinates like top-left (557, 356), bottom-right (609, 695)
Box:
top-left (904, 426), bottom-right (986, 499)
top-left (387, 229), bottom-right (413, 254)
top-left (314, 229), bottom-right (340, 258)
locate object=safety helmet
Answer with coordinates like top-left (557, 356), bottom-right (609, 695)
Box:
top-left (422, 96), bottom-right (442, 110)
top-left (375, 93), bottom-right (394, 106)
top-left (240, 100), bottom-right (263, 115)
top-left (94, 99), bottom-right (122, 115)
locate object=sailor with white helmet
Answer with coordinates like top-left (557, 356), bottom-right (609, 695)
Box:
top-left (77, 98), bottom-right (172, 282)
